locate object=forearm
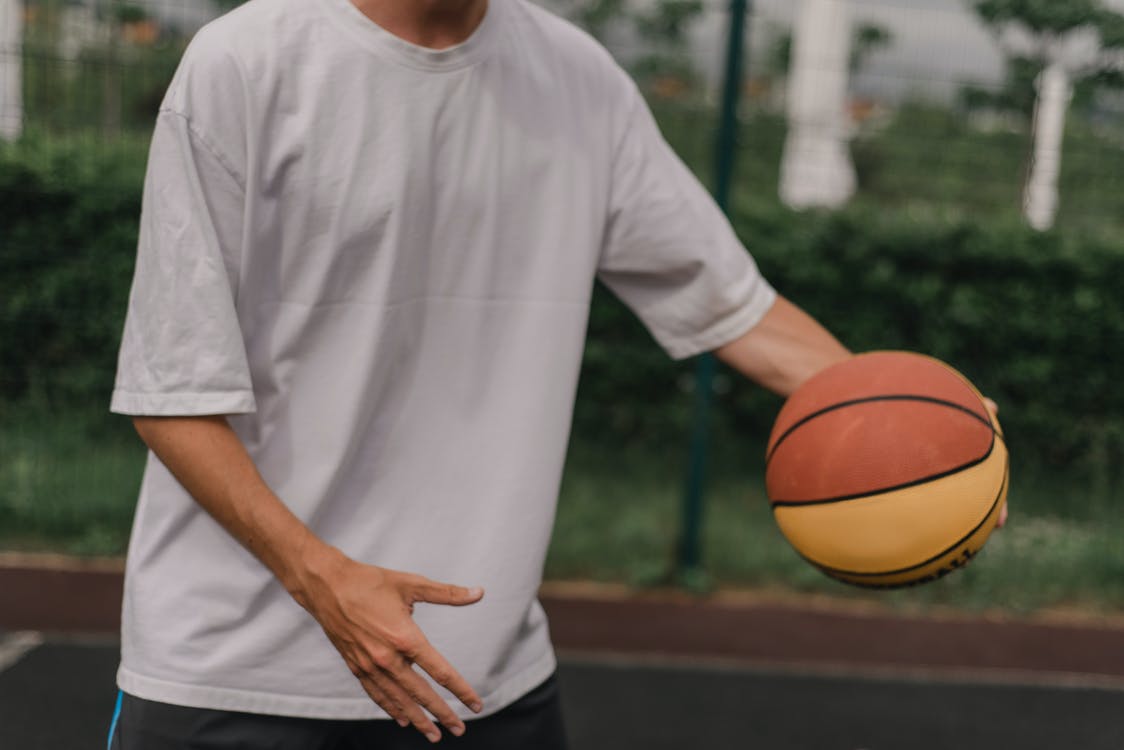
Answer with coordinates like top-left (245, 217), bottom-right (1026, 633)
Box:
top-left (715, 295), bottom-right (851, 397)
top-left (132, 415), bottom-right (335, 605)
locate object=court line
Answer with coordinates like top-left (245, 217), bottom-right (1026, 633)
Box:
top-left (557, 649), bottom-right (1124, 693)
top-left (0, 631), bottom-right (44, 674)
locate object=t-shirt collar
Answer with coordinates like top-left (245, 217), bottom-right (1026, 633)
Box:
top-left (320, 0), bottom-right (502, 72)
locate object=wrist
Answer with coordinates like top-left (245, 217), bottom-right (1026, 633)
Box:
top-left (284, 537), bottom-right (351, 611)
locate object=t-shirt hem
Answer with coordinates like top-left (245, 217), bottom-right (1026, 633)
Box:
top-left (110, 389), bottom-right (257, 416)
top-left (116, 649), bottom-right (558, 720)
top-left (662, 283), bottom-right (778, 360)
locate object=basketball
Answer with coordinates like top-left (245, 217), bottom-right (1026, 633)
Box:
top-left (765, 351), bottom-right (1008, 588)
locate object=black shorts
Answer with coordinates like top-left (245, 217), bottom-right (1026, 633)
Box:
top-left (107, 674), bottom-right (568, 750)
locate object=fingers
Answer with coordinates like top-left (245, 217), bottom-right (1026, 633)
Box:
top-left (410, 641), bottom-right (484, 714)
top-left (321, 567), bottom-right (487, 742)
top-left (365, 667), bottom-right (451, 743)
top-left (356, 675), bottom-right (410, 728)
top-left (389, 657), bottom-right (470, 737)
top-left (981, 397), bottom-right (1007, 530)
top-left (353, 636), bottom-right (479, 741)
top-left (397, 578), bottom-right (484, 711)
top-left (410, 577), bottom-right (485, 607)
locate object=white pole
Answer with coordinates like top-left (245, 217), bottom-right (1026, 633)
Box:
top-left (0, 0), bottom-right (22, 141)
top-left (1023, 61), bottom-right (1072, 231)
top-left (779, 0), bottom-right (855, 209)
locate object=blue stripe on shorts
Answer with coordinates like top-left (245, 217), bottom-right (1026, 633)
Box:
top-left (106, 690), bottom-right (123, 750)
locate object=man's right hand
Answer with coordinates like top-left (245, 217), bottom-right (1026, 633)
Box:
top-left (293, 547), bottom-right (485, 743)
top-left (130, 416), bottom-right (484, 744)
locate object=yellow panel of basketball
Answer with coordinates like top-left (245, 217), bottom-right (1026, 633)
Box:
top-left (774, 440), bottom-right (1008, 586)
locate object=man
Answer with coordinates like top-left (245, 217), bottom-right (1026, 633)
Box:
top-left (108, 0), bottom-right (857, 747)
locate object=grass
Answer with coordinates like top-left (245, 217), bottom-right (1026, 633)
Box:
top-left (0, 403), bottom-right (142, 555)
top-left (3, 404), bottom-right (1124, 617)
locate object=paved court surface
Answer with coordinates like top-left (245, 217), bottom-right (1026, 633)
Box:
top-left (4, 561), bottom-right (1124, 749)
top-left (2, 637), bottom-right (1123, 750)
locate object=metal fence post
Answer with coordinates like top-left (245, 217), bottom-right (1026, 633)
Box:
top-left (678, 0), bottom-right (751, 589)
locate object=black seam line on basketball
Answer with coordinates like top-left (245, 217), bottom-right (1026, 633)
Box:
top-left (769, 432), bottom-right (998, 508)
top-left (765, 394), bottom-right (998, 467)
top-left (799, 462), bottom-right (1009, 581)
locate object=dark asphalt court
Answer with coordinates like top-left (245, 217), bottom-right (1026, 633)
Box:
top-left (2, 640), bottom-right (1123, 750)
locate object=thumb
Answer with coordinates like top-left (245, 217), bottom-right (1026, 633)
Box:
top-left (411, 578), bottom-right (485, 607)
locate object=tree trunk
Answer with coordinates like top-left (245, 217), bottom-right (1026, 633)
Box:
top-left (0, 0), bottom-right (23, 141)
top-left (1023, 61), bottom-right (1072, 231)
top-left (779, 0), bottom-right (855, 210)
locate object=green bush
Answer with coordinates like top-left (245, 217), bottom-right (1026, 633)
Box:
top-left (3, 130), bottom-right (1123, 502)
top-left (0, 131), bottom-right (148, 404)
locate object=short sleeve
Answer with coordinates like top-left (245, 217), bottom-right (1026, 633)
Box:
top-left (598, 84), bottom-right (777, 360)
top-left (110, 109), bottom-right (255, 416)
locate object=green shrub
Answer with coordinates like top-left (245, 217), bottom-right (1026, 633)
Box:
top-left (0, 130), bottom-right (148, 405)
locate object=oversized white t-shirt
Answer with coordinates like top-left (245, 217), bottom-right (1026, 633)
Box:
top-left (111, 0), bottom-right (776, 720)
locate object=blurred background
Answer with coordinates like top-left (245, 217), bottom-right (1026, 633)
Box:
top-left (2, 0), bottom-right (1123, 614)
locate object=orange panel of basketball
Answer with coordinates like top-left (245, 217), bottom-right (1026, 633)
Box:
top-left (767, 399), bottom-right (994, 503)
top-left (764, 351), bottom-right (1008, 588)
top-left (767, 351), bottom-right (991, 457)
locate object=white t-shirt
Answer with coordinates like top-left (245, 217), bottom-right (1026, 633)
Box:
top-left (111, 0), bottom-right (776, 720)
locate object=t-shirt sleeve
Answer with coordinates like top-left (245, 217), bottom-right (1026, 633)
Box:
top-left (597, 83), bottom-right (777, 360)
top-left (110, 108), bottom-right (255, 416)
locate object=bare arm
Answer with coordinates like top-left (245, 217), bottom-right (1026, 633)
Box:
top-left (714, 294), bottom-right (851, 397)
top-left (132, 415), bottom-right (483, 743)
